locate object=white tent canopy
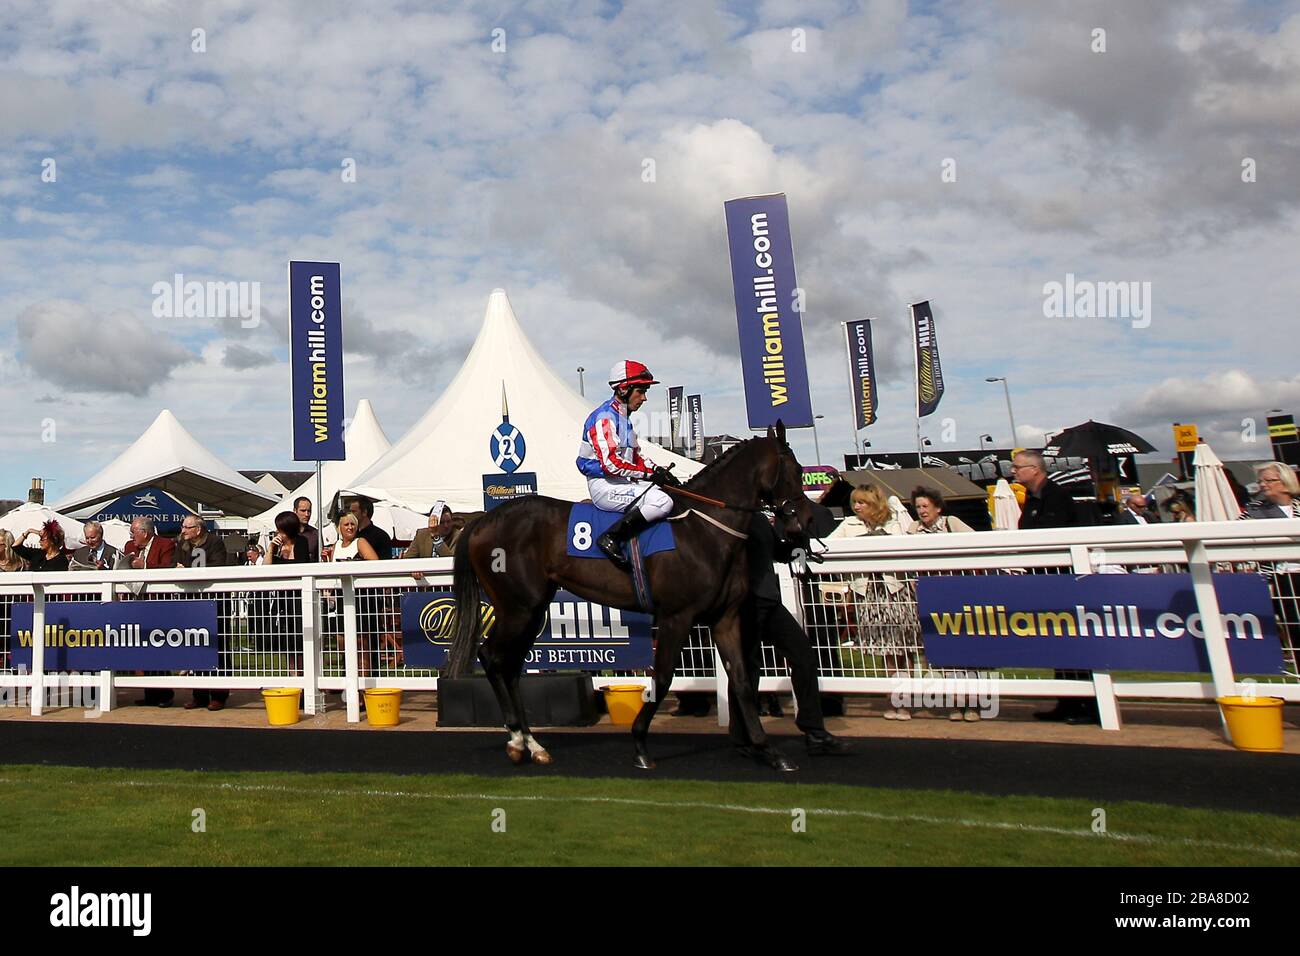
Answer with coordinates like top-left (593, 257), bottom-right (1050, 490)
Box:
top-left (344, 289), bottom-right (703, 513)
top-left (52, 409), bottom-right (279, 518)
top-left (248, 398), bottom-right (392, 533)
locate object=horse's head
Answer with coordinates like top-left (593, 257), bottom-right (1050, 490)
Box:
top-left (762, 420), bottom-right (818, 547)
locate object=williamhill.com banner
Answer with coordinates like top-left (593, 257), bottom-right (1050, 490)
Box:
top-left (10, 601), bottom-right (220, 671)
top-left (401, 590), bottom-right (652, 669)
top-left (289, 260), bottom-right (346, 461)
top-left (667, 386), bottom-right (684, 449)
top-left (911, 300), bottom-right (945, 417)
top-left (918, 574), bottom-right (1283, 673)
top-left (686, 393), bottom-right (705, 460)
top-left (723, 194), bottom-right (813, 429)
top-left (845, 318), bottom-right (878, 429)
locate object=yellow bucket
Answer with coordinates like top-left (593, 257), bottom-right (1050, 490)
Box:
top-left (603, 684), bottom-right (646, 726)
top-left (261, 688), bottom-right (301, 726)
top-left (1218, 696), bottom-right (1285, 752)
top-left (364, 688), bottom-right (403, 727)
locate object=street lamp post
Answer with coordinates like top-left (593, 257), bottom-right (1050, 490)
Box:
top-left (985, 376), bottom-right (1019, 446)
top-left (812, 415), bottom-right (824, 465)
top-left (577, 367), bottom-right (585, 397)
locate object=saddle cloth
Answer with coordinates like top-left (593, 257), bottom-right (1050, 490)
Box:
top-left (565, 503), bottom-right (677, 559)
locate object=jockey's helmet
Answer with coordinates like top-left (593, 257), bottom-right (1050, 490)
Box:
top-left (608, 360), bottom-right (659, 391)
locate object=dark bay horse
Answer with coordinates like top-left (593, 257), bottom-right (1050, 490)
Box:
top-left (444, 422), bottom-right (814, 770)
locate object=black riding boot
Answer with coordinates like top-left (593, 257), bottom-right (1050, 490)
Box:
top-left (598, 509), bottom-right (651, 570)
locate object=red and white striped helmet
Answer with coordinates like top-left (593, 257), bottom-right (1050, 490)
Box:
top-left (608, 360), bottom-right (659, 390)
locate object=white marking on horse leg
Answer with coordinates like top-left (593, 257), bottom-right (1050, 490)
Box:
top-left (524, 733), bottom-right (546, 755)
top-left (508, 729), bottom-right (525, 750)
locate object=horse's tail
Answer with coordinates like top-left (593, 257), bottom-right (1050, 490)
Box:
top-left (444, 525), bottom-right (483, 678)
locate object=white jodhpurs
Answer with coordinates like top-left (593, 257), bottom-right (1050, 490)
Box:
top-left (587, 478), bottom-right (673, 521)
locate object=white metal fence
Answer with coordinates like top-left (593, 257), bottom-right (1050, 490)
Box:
top-left (2, 520), bottom-right (1298, 729)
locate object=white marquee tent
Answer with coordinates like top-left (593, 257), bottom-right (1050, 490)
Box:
top-left (248, 398), bottom-right (393, 534)
top-left (344, 289), bottom-right (703, 513)
top-left (52, 409), bottom-right (280, 518)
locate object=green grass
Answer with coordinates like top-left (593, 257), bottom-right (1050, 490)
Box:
top-left (0, 765), bottom-right (1296, 866)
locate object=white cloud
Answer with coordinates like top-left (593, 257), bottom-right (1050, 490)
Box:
top-left (14, 299), bottom-right (197, 395)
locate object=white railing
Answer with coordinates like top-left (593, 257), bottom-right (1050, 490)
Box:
top-left (2, 519), bottom-right (1298, 731)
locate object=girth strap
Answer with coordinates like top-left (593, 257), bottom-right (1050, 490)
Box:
top-left (667, 509), bottom-right (749, 540)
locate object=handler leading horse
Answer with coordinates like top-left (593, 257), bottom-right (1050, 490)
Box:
top-left (444, 421), bottom-right (814, 771)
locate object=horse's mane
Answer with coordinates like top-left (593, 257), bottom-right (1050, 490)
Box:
top-left (683, 434), bottom-right (782, 489)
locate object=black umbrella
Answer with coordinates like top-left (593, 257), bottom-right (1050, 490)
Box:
top-left (1044, 421), bottom-right (1156, 459)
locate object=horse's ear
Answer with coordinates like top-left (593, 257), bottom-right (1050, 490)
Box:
top-left (775, 419), bottom-right (787, 446)
top-left (766, 424), bottom-right (776, 441)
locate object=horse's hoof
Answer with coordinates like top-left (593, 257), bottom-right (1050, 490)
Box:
top-left (633, 754), bottom-right (656, 771)
top-left (507, 744), bottom-right (527, 765)
top-left (531, 749), bottom-right (553, 765)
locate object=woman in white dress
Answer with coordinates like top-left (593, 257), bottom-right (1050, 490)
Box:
top-left (828, 486), bottom-right (917, 719)
top-left (325, 513), bottom-right (382, 680)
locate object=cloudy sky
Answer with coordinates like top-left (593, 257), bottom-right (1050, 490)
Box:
top-left (2, 0), bottom-right (1298, 503)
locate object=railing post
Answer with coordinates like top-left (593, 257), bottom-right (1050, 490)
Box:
top-left (1185, 539), bottom-right (1239, 743)
top-left (714, 643), bottom-right (729, 728)
top-left (1092, 672), bottom-right (1121, 730)
top-left (98, 582), bottom-right (116, 711)
top-left (342, 575), bottom-right (360, 723)
top-left (30, 584), bottom-right (45, 717)
top-left (301, 576), bottom-right (319, 716)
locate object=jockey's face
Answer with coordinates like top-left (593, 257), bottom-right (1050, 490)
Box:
top-left (626, 385), bottom-right (649, 412)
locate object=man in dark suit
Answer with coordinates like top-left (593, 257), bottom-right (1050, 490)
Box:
top-left (125, 517), bottom-right (178, 707)
top-left (729, 507), bottom-right (851, 760)
top-left (70, 521), bottom-right (118, 571)
top-left (1117, 493), bottom-right (1157, 524)
top-left (1013, 450), bottom-right (1098, 724)
top-left (294, 496), bottom-right (320, 562)
top-left (176, 516), bottom-right (233, 712)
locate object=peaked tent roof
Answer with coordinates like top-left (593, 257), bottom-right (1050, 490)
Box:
top-left (248, 399), bottom-right (392, 532)
top-left (345, 289), bottom-right (703, 513)
top-left (52, 409), bottom-right (280, 518)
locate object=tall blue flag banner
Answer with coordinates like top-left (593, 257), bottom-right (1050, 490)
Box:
top-left (668, 386), bottom-right (684, 451)
top-left (401, 590), bottom-right (653, 670)
top-left (845, 318), bottom-right (878, 429)
top-left (917, 574), bottom-right (1284, 673)
top-left (911, 300), bottom-right (945, 418)
top-left (289, 260), bottom-right (346, 461)
top-left (11, 601), bottom-right (220, 671)
top-left (724, 194), bottom-right (814, 429)
top-left (687, 393), bottom-right (705, 460)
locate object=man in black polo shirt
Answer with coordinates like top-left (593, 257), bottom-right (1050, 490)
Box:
top-left (1013, 449), bottom-right (1097, 724)
top-left (349, 498), bottom-right (393, 559)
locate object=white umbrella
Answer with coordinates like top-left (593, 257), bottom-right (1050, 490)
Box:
top-left (887, 494), bottom-right (914, 534)
top-left (0, 501), bottom-right (86, 548)
top-left (1194, 441), bottom-right (1240, 522)
top-left (993, 479), bottom-right (1022, 530)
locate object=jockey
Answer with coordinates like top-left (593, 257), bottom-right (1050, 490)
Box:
top-left (577, 360), bottom-right (681, 569)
